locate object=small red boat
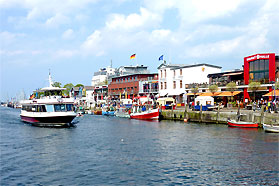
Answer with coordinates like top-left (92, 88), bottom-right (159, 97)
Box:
top-left (228, 120), bottom-right (258, 128)
top-left (130, 108), bottom-right (159, 120)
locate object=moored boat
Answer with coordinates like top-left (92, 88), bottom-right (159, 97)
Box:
top-left (102, 111), bottom-right (115, 116)
top-left (227, 120), bottom-right (258, 128)
top-left (93, 110), bottom-right (102, 115)
top-left (20, 73), bottom-right (77, 127)
top-left (115, 107), bottom-right (130, 118)
top-left (130, 108), bottom-right (159, 120)
top-left (263, 123), bottom-right (279, 133)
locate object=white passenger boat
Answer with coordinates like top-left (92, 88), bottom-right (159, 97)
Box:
top-left (20, 73), bottom-right (77, 127)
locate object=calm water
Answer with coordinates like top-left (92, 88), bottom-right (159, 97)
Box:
top-left (0, 107), bottom-right (278, 185)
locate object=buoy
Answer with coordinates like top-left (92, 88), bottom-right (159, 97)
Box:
top-left (184, 118), bottom-right (188, 123)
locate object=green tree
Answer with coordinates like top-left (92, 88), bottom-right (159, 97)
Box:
top-left (63, 83), bottom-right (74, 96)
top-left (209, 84), bottom-right (218, 96)
top-left (75, 84), bottom-right (84, 87)
top-left (248, 81), bottom-right (261, 101)
top-left (275, 81), bottom-right (279, 90)
top-left (191, 86), bottom-right (199, 98)
top-left (226, 82), bottom-right (237, 102)
top-left (52, 82), bottom-right (62, 88)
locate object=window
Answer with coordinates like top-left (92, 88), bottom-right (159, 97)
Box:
top-left (161, 82), bottom-right (163, 90)
top-left (66, 104), bottom-right (74, 111)
top-left (165, 69), bottom-right (167, 77)
top-left (164, 82), bottom-right (167, 89)
top-left (249, 59), bottom-right (269, 83)
top-left (46, 105), bottom-right (54, 112)
top-left (54, 104), bottom-right (66, 112)
top-left (161, 70), bottom-right (163, 77)
top-left (173, 70), bottom-right (176, 77)
top-left (180, 69), bottom-right (182, 76)
top-left (180, 80), bottom-right (182, 88)
top-left (173, 81), bottom-right (176, 89)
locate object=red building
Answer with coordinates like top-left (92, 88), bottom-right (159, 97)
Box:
top-left (243, 53), bottom-right (279, 100)
top-left (108, 73), bottom-right (158, 100)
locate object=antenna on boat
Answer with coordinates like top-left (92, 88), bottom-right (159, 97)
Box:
top-left (49, 69), bottom-right (54, 87)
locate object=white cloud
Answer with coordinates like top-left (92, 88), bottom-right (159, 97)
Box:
top-left (81, 30), bottom-right (105, 56)
top-left (105, 7), bottom-right (161, 31)
top-left (45, 13), bottom-right (69, 27)
top-left (62, 29), bottom-right (74, 40)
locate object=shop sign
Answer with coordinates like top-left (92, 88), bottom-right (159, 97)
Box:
top-left (246, 54), bottom-right (270, 62)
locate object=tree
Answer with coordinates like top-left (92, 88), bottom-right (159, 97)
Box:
top-left (63, 83), bottom-right (74, 96)
top-left (248, 81), bottom-right (261, 101)
top-left (75, 84), bottom-right (84, 87)
top-left (52, 82), bottom-right (62, 88)
top-left (275, 81), bottom-right (279, 90)
top-left (226, 82), bottom-right (237, 102)
top-left (191, 86), bottom-right (199, 98)
top-left (209, 84), bottom-right (218, 96)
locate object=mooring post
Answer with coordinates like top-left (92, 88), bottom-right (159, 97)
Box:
top-left (200, 104), bottom-right (202, 122)
top-left (216, 104), bottom-right (220, 124)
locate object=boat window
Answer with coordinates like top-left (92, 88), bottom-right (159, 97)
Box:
top-left (66, 104), bottom-right (74, 111)
top-left (46, 105), bottom-right (54, 112)
top-left (54, 104), bottom-right (66, 112)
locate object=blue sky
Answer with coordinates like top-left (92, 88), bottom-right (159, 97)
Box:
top-left (1, 0), bottom-right (278, 101)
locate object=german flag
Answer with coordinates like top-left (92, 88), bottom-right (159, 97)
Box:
top-left (130, 53), bottom-right (136, 59)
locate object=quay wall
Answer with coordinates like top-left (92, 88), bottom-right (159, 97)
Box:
top-left (161, 108), bottom-right (279, 126)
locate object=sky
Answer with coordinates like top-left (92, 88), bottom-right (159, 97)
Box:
top-left (1, 0), bottom-right (278, 101)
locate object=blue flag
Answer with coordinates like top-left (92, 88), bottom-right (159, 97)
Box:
top-left (159, 55), bottom-right (163, 61)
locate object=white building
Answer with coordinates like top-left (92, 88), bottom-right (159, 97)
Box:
top-left (158, 63), bottom-right (222, 103)
top-left (91, 67), bottom-right (116, 86)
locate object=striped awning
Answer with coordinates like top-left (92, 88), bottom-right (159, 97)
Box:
top-left (262, 90), bottom-right (279, 97)
top-left (217, 91), bottom-right (242, 97)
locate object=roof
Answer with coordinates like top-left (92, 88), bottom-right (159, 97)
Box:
top-left (208, 69), bottom-right (243, 78)
top-left (157, 63), bottom-right (185, 69)
top-left (199, 92), bottom-right (221, 96)
top-left (84, 86), bottom-right (94, 90)
top-left (172, 63), bottom-right (222, 70)
top-left (111, 73), bottom-right (158, 79)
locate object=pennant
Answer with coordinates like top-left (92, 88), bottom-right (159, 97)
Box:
top-left (159, 55), bottom-right (163, 61)
top-left (130, 54), bottom-right (136, 59)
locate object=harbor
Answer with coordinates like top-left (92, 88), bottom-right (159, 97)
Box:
top-left (1, 106), bottom-right (278, 185)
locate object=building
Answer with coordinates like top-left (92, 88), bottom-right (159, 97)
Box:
top-left (243, 53), bottom-right (279, 100)
top-left (116, 65), bottom-right (149, 76)
top-left (91, 67), bottom-right (116, 86)
top-left (108, 73), bottom-right (158, 100)
top-left (158, 63), bottom-right (222, 103)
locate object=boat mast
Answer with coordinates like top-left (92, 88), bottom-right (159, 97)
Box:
top-left (49, 69), bottom-right (54, 87)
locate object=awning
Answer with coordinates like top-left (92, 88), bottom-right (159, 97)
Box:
top-left (222, 72), bottom-right (243, 76)
top-left (263, 90), bottom-right (279, 97)
top-left (199, 92), bottom-right (221, 96)
top-left (217, 91), bottom-right (242, 97)
top-left (186, 92), bottom-right (202, 96)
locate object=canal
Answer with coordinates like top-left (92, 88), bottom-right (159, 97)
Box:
top-left (0, 106), bottom-right (278, 185)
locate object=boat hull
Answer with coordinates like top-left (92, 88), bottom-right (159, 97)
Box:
top-left (263, 124), bottom-right (279, 133)
top-left (228, 120), bottom-right (258, 128)
top-left (20, 111), bottom-right (76, 127)
top-left (130, 109), bottom-right (159, 120)
top-left (102, 111), bottom-right (115, 116)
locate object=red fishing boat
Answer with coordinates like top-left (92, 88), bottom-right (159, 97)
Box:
top-left (227, 120), bottom-right (258, 128)
top-left (130, 108), bottom-right (159, 120)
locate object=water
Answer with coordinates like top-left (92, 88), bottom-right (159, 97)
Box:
top-left (1, 107), bottom-right (278, 185)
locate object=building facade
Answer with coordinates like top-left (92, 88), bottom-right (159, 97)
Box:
top-left (108, 73), bottom-right (158, 100)
top-left (91, 67), bottom-right (116, 87)
top-left (158, 63), bottom-right (222, 103)
top-left (243, 53), bottom-right (279, 100)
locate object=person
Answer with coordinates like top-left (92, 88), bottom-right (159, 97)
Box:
top-left (191, 101), bottom-right (195, 110)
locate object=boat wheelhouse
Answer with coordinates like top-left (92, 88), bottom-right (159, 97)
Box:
top-left (20, 73), bottom-right (77, 127)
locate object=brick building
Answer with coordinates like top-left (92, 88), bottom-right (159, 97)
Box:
top-left (108, 73), bottom-right (158, 100)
